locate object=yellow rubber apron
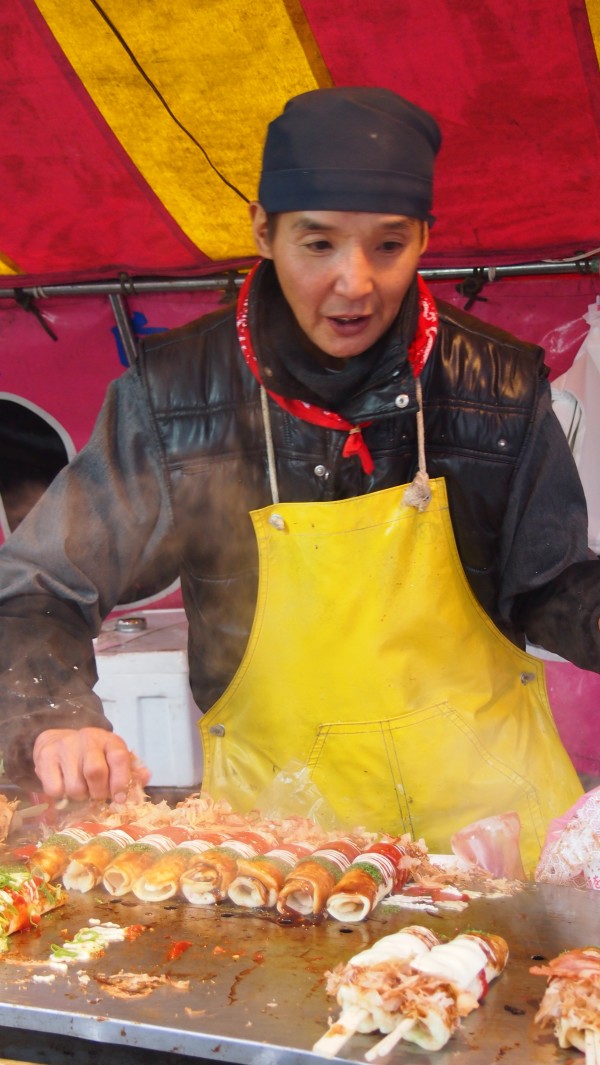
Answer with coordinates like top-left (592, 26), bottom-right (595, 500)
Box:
top-left (199, 477), bottom-right (582, 871)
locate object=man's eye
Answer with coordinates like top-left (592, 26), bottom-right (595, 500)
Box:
top-left (380, 241), bottom-right (405, 253)
top-left (304, 239), bottom-right (331, 252)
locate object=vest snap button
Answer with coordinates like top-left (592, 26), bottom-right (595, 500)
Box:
top-left (498, 438), bottom-right (508, 448)
top-left (268, 513), bottom-right (286, 531)
top-left (314, 464), bottom-right (329, 478)
top-left (209, 723), bottom-right (226, 736)
top-left (395, 394), bottom-right (409, 409)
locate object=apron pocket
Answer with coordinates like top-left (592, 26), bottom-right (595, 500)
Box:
top-left (306, 701), bottom-right (541, 854)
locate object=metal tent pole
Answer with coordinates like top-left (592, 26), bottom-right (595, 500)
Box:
top-left (0, 257), bottom-right (599, 301)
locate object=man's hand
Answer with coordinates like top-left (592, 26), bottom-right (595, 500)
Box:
top-left (32, 727), bottom-right (150, 804)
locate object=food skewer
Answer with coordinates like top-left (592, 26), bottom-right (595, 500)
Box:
top-left (179, 828), bottom-right (279, 904)
top-left (227, 842), bottom-right (315, 908)
top-left (62, 824), bottom-right (149, 891)
top-left (132, 830), bottom-right (234, 902)
top-left (325, 838), bottom-right (412, 923)
top-left (26, 822), bottom-right (104, 882)
top-left (312, 925), bottom-right (441, 1057)
top-left (277, 837), bottom-right (362, 917)
top-left (102, 826), bottom-right (193, 897)
top-left (531, 947), bottom-right (600, 1064)
top-left (368, 930), bottom-right (508, 1054)
top-left (315, 928), bottom-right (508, 1058)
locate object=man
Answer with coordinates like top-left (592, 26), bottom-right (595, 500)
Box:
top-left (0, 87), bottom-right (598, 866)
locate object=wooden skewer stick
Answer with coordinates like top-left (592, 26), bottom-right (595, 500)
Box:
top-left (584, 1028), bottom-right (600, 1065)
top-left (312, 1007), bottom-right (370, 1058)
top-left (364, 1018), bottom-right (416, 1061)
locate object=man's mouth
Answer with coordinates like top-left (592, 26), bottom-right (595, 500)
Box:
top-left (326, 314), bottom-right (371, 338)
top-left (330, 315), bottom-right (369, 324)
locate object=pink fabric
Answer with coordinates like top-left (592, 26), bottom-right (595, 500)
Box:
top-left (545, 661), bottom-right (600, 778)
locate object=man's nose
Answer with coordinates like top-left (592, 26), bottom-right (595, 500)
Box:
top-left (333, 250), bottom-right (374, 300)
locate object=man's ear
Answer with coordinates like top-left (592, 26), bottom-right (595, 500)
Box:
top-left (420, 221), bottom-right (430, 256)
top-left (249, 202), bottom-right (273, 259)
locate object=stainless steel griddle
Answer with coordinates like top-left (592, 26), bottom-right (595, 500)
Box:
top-left (0, 883), bottom-right (598, 1064)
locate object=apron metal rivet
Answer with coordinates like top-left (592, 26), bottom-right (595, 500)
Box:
top-left (520, 671), bottom-right (536, 684)
top-left (208, 723), bottom-right (226, 736)
top-left (269, 513), bottom-right (286, 531)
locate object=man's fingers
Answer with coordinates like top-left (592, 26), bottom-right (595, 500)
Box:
top-left (32, 727), bottom-right (145, 803)
top-left (31, 741), bottom-right (67, 799)
top-left (104, 738), bottom-right (137, 802)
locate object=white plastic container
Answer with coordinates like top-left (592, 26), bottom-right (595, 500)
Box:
top-left (93, 609), bottom-right (203, 787)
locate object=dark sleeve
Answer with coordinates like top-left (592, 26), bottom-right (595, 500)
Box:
top-left (498, 378), bottom-right (600, 671)
top-left (0, 366), bottom-right (179, 787)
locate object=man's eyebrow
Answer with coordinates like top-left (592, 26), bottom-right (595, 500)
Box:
top-left (291, 217), bottom-right (335, 232)
top-left (290, 216), bottom-right (419, 233)
top-left (377, 218), bottom-right (419, 233)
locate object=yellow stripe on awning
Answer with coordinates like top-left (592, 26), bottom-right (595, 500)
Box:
top-left (0, 252), bottom-right (19, 275)
top-left (584, 0), bottom-right (600, 65)
top-left (33, 0), bottom-right (331, 260)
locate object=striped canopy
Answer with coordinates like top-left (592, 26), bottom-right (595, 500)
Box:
top-left (1, 0), bottom-right (600, 281)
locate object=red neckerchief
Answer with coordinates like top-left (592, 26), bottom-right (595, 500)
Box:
top-left (236, 262), bottom-right (438, 475)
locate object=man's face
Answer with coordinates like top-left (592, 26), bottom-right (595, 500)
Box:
top-left (250, 205), bottom-right (428, 360)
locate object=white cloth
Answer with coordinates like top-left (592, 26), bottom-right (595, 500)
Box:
top-left (552, 297), bottom-right (600, 554)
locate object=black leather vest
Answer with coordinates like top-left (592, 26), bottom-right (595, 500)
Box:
top-left (139, 288), bottom-right (544, 711)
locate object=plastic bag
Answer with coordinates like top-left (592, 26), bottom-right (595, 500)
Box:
top-left (450, 811), bottom-right (526, 880)
top-left (535, 787), bottom-right (600, 890)
top-left (254, 759), bottom-right (340, 830)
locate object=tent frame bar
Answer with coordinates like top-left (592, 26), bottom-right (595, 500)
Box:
top-left (0, 257), bottom-right (598, 301)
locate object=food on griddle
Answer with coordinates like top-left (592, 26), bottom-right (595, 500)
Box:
top-left (28, 822), bottom-right (105, 881)
top-left (314, 927), bottom-right (508, 1057)
top-left (0, 794), bottom-right (18, 843)
top-left (62, 824), bottom-right (150, 891)
top-left (0, 863), bottom-right (65, 952)
top-left (102, 826), bottom-right (193, 897)
top-left (325, 837), bottom-right (412, 923)
top-left (132, 831), bottom-right (234, 902)
top-left (531, 947), bottom-right (600, 1062)
top-left (313, 924), bottom-right (441, 1056)
top-left (276, 837), bottom-right (362, 916)
top-left (179, 829), bottom-right (279, 905)
top-left (228, 842), bottom-right (315, 908)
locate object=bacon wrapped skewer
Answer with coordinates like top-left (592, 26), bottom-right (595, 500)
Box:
top-left (326, 838), bottom-right (411, 923)
top-left (228, 842), bottom-right (315, 908)
top-left (179, 829), bottom-right (279, 905)
top-left (63, 825), bottom-right (149, 892)
top-left (132, 831), bottom-right (234, 902)
top-left (102, 827), bottom-right (193, 897)
top-left (531, 947), bottom-right (600, 1063)
top-left (28, 822), bottom-right (104, 882)
top-left (276, 838), bottom-right (362, 917)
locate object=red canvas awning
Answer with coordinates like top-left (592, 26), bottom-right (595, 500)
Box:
top-left (1, 0), bottom-right (599, 282)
